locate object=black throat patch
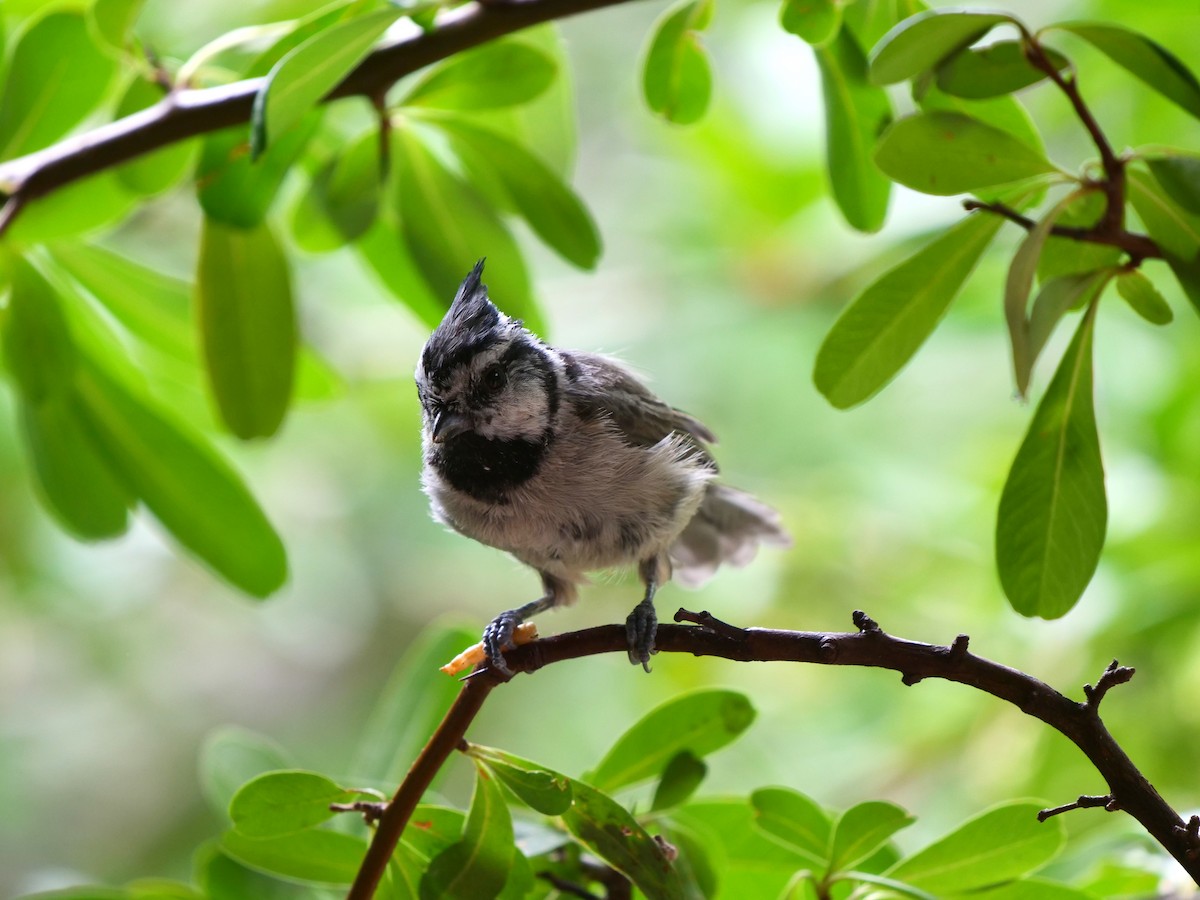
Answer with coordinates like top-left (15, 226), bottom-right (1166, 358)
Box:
top-left (429, 430), bottom-right (552, 504)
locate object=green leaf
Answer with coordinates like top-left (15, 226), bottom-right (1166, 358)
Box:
top-left (997, 304), bottom-right (1106, 619)
top-left (356, 219), bottom-right (446, 328)
top-left (869, 10), bottom-right (1014, 86)
top-left (432, 116), bottom-right (601, 268)
top-left (1164, 251), bottom-right (1200, 317)
top-left (74, 363), bottom-right (289, 597)
top-left (936, 41), bottom-right (1068, 99)
top-left (650, 751), bottom-right (707, 812)
top-left (114, 78), bottom-right (197, 196)
top-left (875, 111), bottom-right (1057, 195)
top-left (2, 256), bottom-right (78, 403)
top-left (642, 0), bottom-right (715, 125)
top-left (1058, 22), bottom-right (1200, 120)
top-left (886, 802), bottom-right (1066, 893)
top-left (587, 689), bottom-right (755, 793)
top-left (200, 726), bottom-right (295, 817)
top-left (975, 879), bottom-right (1096, 900)
top-left (420, 765), bottom-right (514, 900)
top-left (1115, 269), bottom-right (1173, 324)
top-left (563, 779), bottom-right (684, 900)
top-left (467, 745), bottom-right (574, 816)
top-left (1005, 192), bottom-right (1082, 397)
top-left (780, 0), bottom-right (841, 46)
top-left (1128, 167), bottom-right (1200, 261)
top-left (6, 174), bottom-right (136, 245)
top-left (197, 117), bottom-right (318, 229)
top-left (0, 11), bottom-right (118, 158)
top-left (1027, 269), bottom-right (1114, 379)
top-left (402, 805), bottom-right (468, 859)
top-left (390, 123), bottom-right (540, 333)
top-left (750, 787), bottom-right (832, 864)
top-left (1035, 191), bottom-right (1121, 282)
top-left (245, 0), bottom-right (362, 78)
top-left (814, 212), bottom-right (1003, 408)
top-left (916, 84), bottom-right (1047, 167)
top-left (291, 129), bottom-right (382, 253)
top-left (1145, 153), bottom-right (1200, 215)
top-left (230, 770), bottom-right (355, 838)
top-left (195, 843), bottom-right (297, 900)
top-left (252, 7), bottom-right (402, 157)
top-left (815, 28), bottom-right (893, 233)
top-left (221, 828), bottom-right (367, 885)
top-left (197, 217), bottom-right (297, 440)
top-left (829, 801), bottom-right (914, 873)
top-left (350, 621), bottom-right (480, 784)
top-left (90, 0), bottom-right (146, 50)
top-left (401, 39), bottom-right (557, 110)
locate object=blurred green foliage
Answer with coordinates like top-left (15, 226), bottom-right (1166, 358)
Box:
top-left (0, 0), bottom-right (1199, 895)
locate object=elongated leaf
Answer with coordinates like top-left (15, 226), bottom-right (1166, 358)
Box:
top-left (829, 801), bottom-right (913, 873)
top-left (886, 802), bottom-right (1066, 893)
top-left (90, 0), bottom-right (146, 49)
top-left (1028, 269), bottom-right (1114, 377)
top-left (1145, 153), bottom-right (1200, 214)
top-left (252, 7), bottom-right (402, 157)
top-left (6, 174), bottom-right (136, 245)
top-left (875, 111), bottom-right (1057, 195)
top-left (197, 217), bottom-right (297, 440)
top-left (780, 0), bottom-right (841, 46)
top-left (246, 0), bottom-right (361, 78)
top-left (197, 117), bottom-right (318, 229)
top-left (973, 879), bottom-right (1094, 899)
top-left (916, 85), bottom-right (1046, 165)
top-left (1164, 251), bottom-right (1200, 316)
top-left (402, 40), bottom-right (556, 110)
top-left (2, 257), bottom-right (78, 403)
top-left (1127, 167), bottom-right (1200, 261)
top-left (420, 765), bottom-right (513, 900)
top-left (587, 689), bottom-right (755, 793)
top-left (816, 28), bottom-right (893, 233)
top-left (390, 124), bottom-right (540, 332)
top-left (563, 779), bottom-right (684, 900)
top-left (291, 129), bottom-right (382, 253)
top-left (1116, 269), bottom-right (1173, 324)
top-left (196, 843), bottom-right (297, 900)
top-left (351, 622), bottom-right (479, 784)
top-left (0, 11), bottom-right (118, 158)
top-left (750, 787), bottom-right (832, 864)
top-left (1058, 23), bottom-right (1200, 120)
top-left (467, 745), bottom-right (574, 816)
top-left (74, 363), bottom-right (289, 597)
top-left (221, 829), bottom-right (366, 884)
top-left (642, 0), bottom-right (714, 125)
top-left (1005, 192), bottom-right (1082, 397)
top-left (356, 219), bottom-right (446, 328)
top-left (115, 78), bottom-right (196, 196)
top-left (814, 212), bottom-right (1003, 408)
top-left (230, 770), bottom-right (355, 838)
top-left (200, 726), bottom-right (295, 817)
top-left (869, 10), bottom-right (1013, 85)
top-left (433, 116), bottom-right (601, 268)
top-left (997, 304), bottom-right (1106, 619)
top-left (936, 41), bottom-right (1068, 99)
top-left (650, 751), bottom-right (707, 812)
top-left (402, 806), bottom-right (467, 860)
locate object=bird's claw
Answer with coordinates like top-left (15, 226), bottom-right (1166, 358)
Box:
top-left (625, 600), bottom-right (658, 673)
top-left (482, 611), bottom-right (522, 677)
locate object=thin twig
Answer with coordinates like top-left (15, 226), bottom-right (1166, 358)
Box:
top-left (339, 612), bottom-right (1200, 895)
top-left (1038, 793), bottom-right (1117, 822)
top-left (1084, 659), bottom-right (1136, 709)
top-left (961, 200), bottom-right (1161, 260)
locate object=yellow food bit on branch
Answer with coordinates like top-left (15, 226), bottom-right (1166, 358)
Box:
top-left (440, 623), bottom-right (539, 676)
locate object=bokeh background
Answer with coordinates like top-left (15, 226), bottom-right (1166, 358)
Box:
top-left (2, 0), bottom-right (1199, 894)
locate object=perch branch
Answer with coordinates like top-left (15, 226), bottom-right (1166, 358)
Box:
top-left (961, 199), bottom-right (1162, 260)
top-left (342, 610), bottom-right (1200, 898)
top-left (0, 0), bottom-right (648, 237)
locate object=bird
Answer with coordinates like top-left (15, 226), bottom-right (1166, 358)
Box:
top-left (415, 260), bottom-right (790, 675)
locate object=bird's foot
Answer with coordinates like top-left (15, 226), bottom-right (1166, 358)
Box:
top-left (482, 610), bottom-right (523, 677)
top-left (625, 598), bottom-right (658, 673)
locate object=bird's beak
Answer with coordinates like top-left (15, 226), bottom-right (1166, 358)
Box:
top-left (431, 409), bottom-right (471, 443)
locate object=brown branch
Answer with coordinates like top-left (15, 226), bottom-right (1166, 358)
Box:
top-left (961, 199), bottom-right (1162, 260)
top-left (342, 611), bottom-right (1200, 897)
top-left (0, 0), bottom-right (648, 237)
top-left (1038, 793), bottom-right (1118, 822)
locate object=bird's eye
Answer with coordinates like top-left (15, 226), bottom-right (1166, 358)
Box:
top-left (482, 363), bottom-right (507, 393)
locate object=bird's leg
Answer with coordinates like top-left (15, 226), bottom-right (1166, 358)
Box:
top-left (626, 558), bottom-right (663, 672)
top-left (482, 572), bottom-right (570, 676)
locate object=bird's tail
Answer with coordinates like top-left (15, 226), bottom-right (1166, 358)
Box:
top-left (669, 483), bottom-right (791, 588)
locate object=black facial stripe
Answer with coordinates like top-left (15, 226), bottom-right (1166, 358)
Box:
top-left (426, 332), bottom-right (504, 387)
top-left (429, 429), bottom-right (552, 504)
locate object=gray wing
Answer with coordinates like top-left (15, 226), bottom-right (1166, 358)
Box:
top-left (561, 350), bottom-right (718, 470)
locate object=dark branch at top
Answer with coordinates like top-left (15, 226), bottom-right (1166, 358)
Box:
top-left (0, 0), bottom-right (647, 234)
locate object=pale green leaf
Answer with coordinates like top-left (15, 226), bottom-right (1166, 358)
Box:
top-left (750, 786), bottom-right (832, 864)
top-left (1027, 269), bottom-right (1114, 380)
top-left (90, 0), bottom-right (146, 50)
top-left (200, 726), bottom-right (294, 817)
top-left (829, 801), bottom-right (914, 872)
top-left (401, 40), bottom-right (556, 110)
top-left (780, 0), bottom-right (841, 46)
top-left (1115, 269), bottom-right (1173, 324)
top-left (814, 212), bottom-right (1003, 408)
top-left (869, 10), bottom-right (1014, 85)
top-left (230, 770), bottom-right (355, 838)
top-left (642, 0), bottom-right (714, 125)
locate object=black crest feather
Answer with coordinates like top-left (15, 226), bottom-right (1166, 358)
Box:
top-left (421, 259), bottom-right (503, 384)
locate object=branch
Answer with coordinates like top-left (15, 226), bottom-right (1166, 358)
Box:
top-left (961, 199), bottom-right (1162, 261)
top-left (343, 610), bottom-right (1200, 897)
top-left (0, 0), bottom-right (646, 236)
